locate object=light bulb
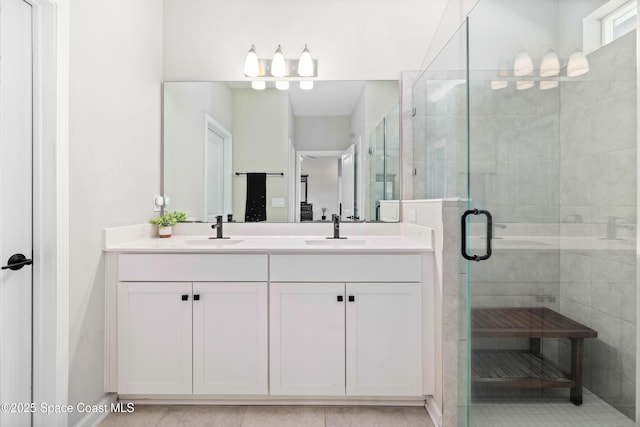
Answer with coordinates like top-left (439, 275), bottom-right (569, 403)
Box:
top-left (516, 81), bottom-right (534, 90)
top-left (567, 51), bottom-right (589, 77)
top-left (243, 44), bottom-right (259, 77)
top-left (300, 81), bottom-right (313, 90)
top-left (271, 45), bottom-right (286, 77)
top-left (539, 81), bottom-right (559, 90)
top-left (491, 81), bottom-right (508, 90)
top-left (251, 80), bottom-right (266, 90)
top-left (275, 80), bottom-right (289, 90)
top-left (539, 51), bottom-right (560, 77)
top-left (298, 45), bottom-right (314, 77)
top-left (513, 51), bottom-right (533, 77)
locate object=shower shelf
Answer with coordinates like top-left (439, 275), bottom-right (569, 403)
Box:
top-left (470, 307), bottom-right (597, 405)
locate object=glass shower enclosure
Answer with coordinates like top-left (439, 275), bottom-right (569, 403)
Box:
top-left (413, 0), bottom-right (637, 425)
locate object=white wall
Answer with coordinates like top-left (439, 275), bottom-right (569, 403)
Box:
top-left (232, 89), bottom-right (289, 222)
top-left (163, 82), bottom-right (232, 219)
top-left (295, 116), bottom-right (351, 151)
top-left (163, 0), bottom-right (449, 81)
top-left (68, 0), bottom-right (163, 424)
top-left (301, 157), bottom-right (340, 219)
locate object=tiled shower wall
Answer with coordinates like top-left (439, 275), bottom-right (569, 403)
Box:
top-left (410, 28), bottom-right (637, 422)
top-left (557, 31), bottom-right (637, 419)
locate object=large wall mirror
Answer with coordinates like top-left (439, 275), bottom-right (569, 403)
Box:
top-left (163, 81), bottom-right (400, 223)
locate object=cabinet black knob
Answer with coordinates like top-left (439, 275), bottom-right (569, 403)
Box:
top-left (194, 294), bottom-right (200, 301)
top-left (337, 295), bottom-right (343, 302)
top-left (181, 294), bottom-right (189, 301)
top-left (348, 295), bottom-right (355, 302)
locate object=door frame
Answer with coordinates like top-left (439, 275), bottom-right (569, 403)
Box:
top-left (25, 0), bottom-right (70, 425)
top-left (203, 113), bottom-right (232, 221)
top-left (295, 150), bottom-right (342, 222)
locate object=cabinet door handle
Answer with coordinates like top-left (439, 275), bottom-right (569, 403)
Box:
top-left (181, 294), bottom-right (189, 301)
top-left (337, 295), bottom-right (343, 302)
top-left (348, 295), bottom-right (355, 302)
top-left (194, 294), bottom-right (200, 301)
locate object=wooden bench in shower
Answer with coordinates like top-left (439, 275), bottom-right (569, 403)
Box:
top-left (470, 307), bottom-right (597, 405)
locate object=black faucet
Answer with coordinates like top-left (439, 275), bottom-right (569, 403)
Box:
top-left (210, 215), bottom-right (228, 239)
top-left (329, 214), bottom-right (343, 239)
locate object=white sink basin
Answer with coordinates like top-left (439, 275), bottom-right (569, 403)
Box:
top-left (175, 238), bottom-right (244, 247)
top-left (305, 239), bottom-right (368, 246)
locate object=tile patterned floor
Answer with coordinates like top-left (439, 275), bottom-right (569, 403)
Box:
top-left (469, 389), bottom-right (635, 427)
top-left (98, 405), bottom-right (435, 427)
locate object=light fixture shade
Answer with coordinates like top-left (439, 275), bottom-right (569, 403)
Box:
top-left (275, 80), bottom-right (289, 90)
top-left (271, 45), bottom-right (286, 77)
top-left (513, 51), bottom-right (533, 77)
top-left (567, 51), bottom-right (589, 77)
top-left (539, 81), bottom-right (559, 90)
top-left (251, 80), bottom-right (266, 90)
top-left (491, 80), bottom-right (508, 90)
top-left (516, 80), bottom-right (534, 90)
top-left (539, 51), bottom-right (560, 77)
top-left (243, 44), bottom-right (260, 77)
top-left (300, 80), bottom-right (314, 90)
top-left (298, 45), bottom-right (314, 77)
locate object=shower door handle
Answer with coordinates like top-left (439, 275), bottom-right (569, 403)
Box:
top-left (461, 209), bottom-right (492, 261)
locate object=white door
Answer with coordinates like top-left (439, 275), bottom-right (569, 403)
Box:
top-left (117, 282), bottom-right (192, 394)
top-left (205, 127), bottom-right (225, 221)
top-left (339, 145), bottom-right (355, 220)
top-left (270, 283), bottom-right (345, 395)
top-left (0, 0), bottom-right (33, 424)
top-left (193, 282), bottom-right (268, 394)
top-left (345, 283), bottom-right (422, 396)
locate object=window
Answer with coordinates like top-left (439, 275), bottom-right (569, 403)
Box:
top-left (602, 0), bottom-right (637, 45)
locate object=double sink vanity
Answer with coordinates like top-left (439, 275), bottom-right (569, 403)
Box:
top-left (103, 222), bottom-right (435, 404)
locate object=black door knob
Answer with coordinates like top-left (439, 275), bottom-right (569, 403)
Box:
top-left (1, 253), bottom-right (33, 271)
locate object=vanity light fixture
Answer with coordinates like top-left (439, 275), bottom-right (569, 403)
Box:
top-left (275, 80), bottom-right (290, 90)
top-left (243, 44), bottom-right (260, 77)
top-left (491, 80), bottom-right (508, 90)
top-left (251, 80), bottom-right (266, 90)
top-left (271, 45), bottom-right (286, 77)
top-left (243, 44), bottom-right (318, 90)
top-left (298, 45), bottom-right (314, 77)
top-left (513, 51), bottom-right (534, 76)
top-left (539, 80), bottom-right (559, 90)
top-left (300, 80), bottom-right (314, 90)
top-left (539, 51), bottom-right (560, 77)
top-left (567, 51), bottom-right (590, 77)
top-left (516, 80), bottom-right (534, 90)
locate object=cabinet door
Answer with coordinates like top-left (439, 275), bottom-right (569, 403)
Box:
top-left (346, 283), bottom-right (422, 396)
top-left (193, 282), bottom-right (268, 394)
top-left (270, 283), bottom-right (345, 395)
top-left (117, 282), bottom-right (192, 394)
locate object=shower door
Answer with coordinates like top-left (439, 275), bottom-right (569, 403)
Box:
top-left (461, 1), bottom-right (637, 426)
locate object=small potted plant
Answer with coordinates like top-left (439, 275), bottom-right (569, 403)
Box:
top-left (321, 207), bottom-right (327, 221)
top-left (149, 212), bottom-right (178, 238)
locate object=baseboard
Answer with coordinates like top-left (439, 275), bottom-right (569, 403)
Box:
top-left (425, 395), bottom-right (442, 427)
top-left (72, 393), bottom-right (117, 427)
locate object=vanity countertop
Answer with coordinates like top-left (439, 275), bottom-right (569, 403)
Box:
top-left (104, 234), bottom-right (433, 254)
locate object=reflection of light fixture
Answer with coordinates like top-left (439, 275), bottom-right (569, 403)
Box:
top-left (251, 80), bottom-right (266, 90)
top-left (539, 51), bottom-right (560, 77)
top-left (517, 81), bottom-right (534, 90)
top-left (300, 80), bottom-right (313, 90)
top-left (243, 44), bottom-right (260, 77)
top-left (298, 45), bottom-right (314, 77)
top-left (513, 51), bottom-right (533, 76)
top-left (491, 81), bottom-right (508, 90)
top-left (275, 80), bottom-right (289, 90)
top-left (540, 81), bottom-right (559, 90)
top-left (567, 51), bottom-right (590, 77)
top-left (271, 45), bottom-right (286, 77)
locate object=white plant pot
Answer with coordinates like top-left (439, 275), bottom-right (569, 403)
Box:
top-left (158, 226), bottom-right (172, 238)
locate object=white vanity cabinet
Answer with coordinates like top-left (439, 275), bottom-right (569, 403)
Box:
top-left (269, 254), bottom-right (423, 397)
top-left (116, 254), bottom-right (268, 395)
